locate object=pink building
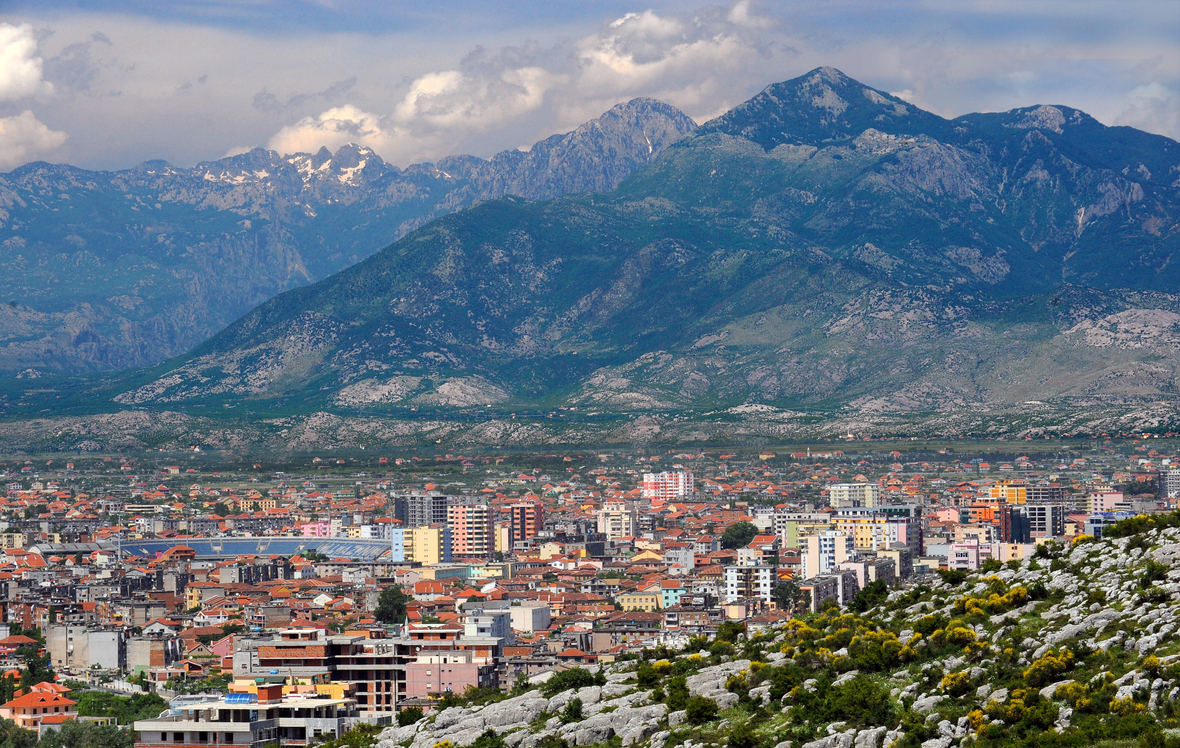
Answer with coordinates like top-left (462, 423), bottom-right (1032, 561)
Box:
top-left (641, 469), bottom-right (694, 501)
top-left (447, 504), bottom-right (493, 559)
top-left (301, 522), bottom-right (332, 538)
top-left (403, 652), bottom-right (496, 699)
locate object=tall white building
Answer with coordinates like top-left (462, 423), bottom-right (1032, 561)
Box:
top-left (724, 564), bottom-right (778, 603)
top-left (800, 531), bottom-right (855, 579)
top-left (641, 470), bottom-right (694, 501)
top-left (1162, 468), bottom-right (1180, 499)
top-left (597, 502), bottom-right (636, 540)
top-left (828, 483), bottom-right (881, 508)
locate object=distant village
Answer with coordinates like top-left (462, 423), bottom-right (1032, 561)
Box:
top-left (0, 439), bottom-right (1177, 747)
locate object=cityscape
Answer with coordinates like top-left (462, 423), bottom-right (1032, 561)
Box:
top-left (0, 1), bottom-right (1178, 747)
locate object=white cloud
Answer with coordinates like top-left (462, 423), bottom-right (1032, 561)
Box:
top-left (0, 23), bottom-right (53, 101)
top-left (267, 104), bottom-right (386, 155)
top-left (1115, 82), bottom-right (1180, 140)
top-left (0, 110), bottom-right (68, 170)
top-left (262, 4), bottom-right (780, 166)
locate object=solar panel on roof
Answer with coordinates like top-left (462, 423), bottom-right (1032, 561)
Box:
top-left (225, 693), bottom-right (257, 704)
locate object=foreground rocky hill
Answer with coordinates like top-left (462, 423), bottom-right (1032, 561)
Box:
top-left (0, 99), bottom-right (695, 372)
top-left (106, 68), bottom-right (1180, 420)
top-left (378, 519), bottom-right (1180, 748)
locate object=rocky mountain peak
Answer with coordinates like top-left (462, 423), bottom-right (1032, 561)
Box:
top-left (695, 66), bottom-right (954, 149)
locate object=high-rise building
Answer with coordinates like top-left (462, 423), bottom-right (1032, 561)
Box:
top-left (1018, 504), bottom-right (1066, 539)
top-left (448, 504), bottom-right (494, 560)
top-left (988, 481), bottom-right (1028, 505)
top-left (509, 501), bottom-right (545, 544)
top-left (724, 564), bottom-right (779, 603)
top-left (394, 493), bottom-right (449, 528)
top-left (800, 531), bottom-right (855, 579)
top-left (1161, 469), bottom-right (1180, 499)
top-left (405, 525), bottom-right (451, 565)
top-left (596, 502), bottom-right (636, 540)
top-left (828, 483), bottom-right (881, 508)
top-left (641, 470), bottom-right (694, 501)
top-left (829, 506), bottom-right (924, 555)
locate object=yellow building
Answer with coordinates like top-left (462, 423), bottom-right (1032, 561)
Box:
top-left (405, 525), bottom-right (449, 565)
top-left (617, 589), bottom-right (662, 612)
top-left (0, 533), bottom-right (26, 549)
top-left (988, 481), bottom-right (1027, 505)
top-left (494, 524), bottom-right (510, 554)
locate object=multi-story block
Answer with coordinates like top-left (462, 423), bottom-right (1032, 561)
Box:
top-left (509, 502), bottom-right (545, 545)
top-left (641, 470), bottom-right (694, 501)
top-left (596, 502), bottom-right (636, 541)
top-left (827, 483), bottom-right (881, 508)
top-left (448, 504), bottom-right (493, 560)
top-left (723, 564), bottom-right (778, 604)
top-left (800, 531), bottom-right (854, 579)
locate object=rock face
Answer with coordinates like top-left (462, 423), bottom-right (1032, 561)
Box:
top-left (371, 524), bottom-right (1180, 748)
top-left (375, 683), bottom-right (667, 748)
top-left (0, 99), bottom-right (696, 373)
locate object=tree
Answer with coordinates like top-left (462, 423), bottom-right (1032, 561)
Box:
top-left (38, 721), bottom-right (133, 748)
top-left (374, 586), bottom-right (409, 623)
top-left (721, 522), bottom-right (758, 550)
top-left (716, 621), bottom-right (745, 643)
top-left (396, 706), bottom-right (423, 726)
top-left (772, 581), bottom-right (806, 613)
top-left (847, 580), bottom-right (888, 613)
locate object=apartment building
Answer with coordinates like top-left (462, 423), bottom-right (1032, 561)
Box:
top-left (448, 504), bottom-right (494, 560)
top-left (596, 502), bottom-right (636, 541)
top-left (827, 483), bottom-right (881, 508)
top-left (641, 470), bottom-right (694, 501)
top-left (509, 502), bottom-right (545, 545)
top-left (800, 532), bottom-right (855, 579)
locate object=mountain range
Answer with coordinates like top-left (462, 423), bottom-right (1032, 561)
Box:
top-left (0, 98), bottom-right (695, 372)
top-left (1, 66), bottom-right (1178, 448)
top-left (103, 68), bottom-right (1180, 419)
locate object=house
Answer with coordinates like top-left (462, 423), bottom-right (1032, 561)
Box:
top-left (0, 683), bottom-right (77, 733)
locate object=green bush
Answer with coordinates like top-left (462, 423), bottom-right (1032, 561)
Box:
top-left (685, 695), bottom-right (719, 724)
top-left (471, 731), bottom-right (506, 748)
top-left (396, 706), bottom-right (423, 726)
top-left (559, 697), bottom-right (583, 724)
top-left (541, 668), bottom-right (598, 697)
top-left (665, 675), bottom-right (690, 711)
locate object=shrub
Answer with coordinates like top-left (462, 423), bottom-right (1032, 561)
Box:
top-left (937, 569), bottom-right (969, 586)
top-left (665, 675), bottom-right (690, 711)
top-left (941, 672), bottom-right (971, 697)
top-left (542, 668), bottom-right (598, 697)
top-left (396, 707), bottom-right (423, 726)
top-left (472, 732), bottom-right (505, 748)
top-left (560, 697), bottom-right (583, 724)
top-left (1141, 560), bottom-right (1169, 588)
top-left (717, 621), bottom-right (745, 643)
top-left (685, 695), bottom-right (719, 724)
top-left (1023, 649), bottom-right (1075, 688)
top-left (636, 662), bottom-right (660, 688)
top-left (728, 719), bottom-right (762, 748)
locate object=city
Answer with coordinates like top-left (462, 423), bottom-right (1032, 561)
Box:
top-left (0, 441), bottom-right (1175, 745)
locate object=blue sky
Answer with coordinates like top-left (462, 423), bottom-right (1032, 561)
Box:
top-left (0, 0), bottom-right (1176, 171)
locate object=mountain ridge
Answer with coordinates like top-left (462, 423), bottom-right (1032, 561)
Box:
top-left (102, 67), bottom-right (1180, 422)
top-left (0, 97), bottom-right (698, 373)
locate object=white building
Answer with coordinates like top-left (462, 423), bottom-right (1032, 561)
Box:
top-left (1161, 469), bottom-right (1180, 499)
top-left (800, 531), bottom-right (855, 579)
top-left (827, 483), bottom-right (882, 508)
top-left (724, 564), bottom-right (778, 603)
top-left (596, 502), bottom-right (636, 540)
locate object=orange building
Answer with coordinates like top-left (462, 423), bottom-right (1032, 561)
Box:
top-left (0, 682), bottom-right (77, 731)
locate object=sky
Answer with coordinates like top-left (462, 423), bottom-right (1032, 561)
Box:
top-left (0, 0), bottom-right (1177, 172)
